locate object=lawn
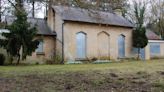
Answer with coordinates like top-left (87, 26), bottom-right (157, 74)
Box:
top-left (0, 59), bottom-right (164, 92)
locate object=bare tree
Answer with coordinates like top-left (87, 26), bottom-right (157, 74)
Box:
top-left (51, 0), bottom-right (128, 12)
top-left (149, 0), bottom-right (164, 39)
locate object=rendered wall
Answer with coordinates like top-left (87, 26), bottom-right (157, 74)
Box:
top-left (63, 22), bottom-right (133, 61)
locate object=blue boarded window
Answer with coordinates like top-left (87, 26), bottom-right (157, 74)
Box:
top-left (150, 43), bottom-right (160, 56)
top-left (118, 34), bottom-right (125, 58)
top-left (76, 32), bottom-right (87, 59)
top-left (132, 48), bottom-right (145, 60)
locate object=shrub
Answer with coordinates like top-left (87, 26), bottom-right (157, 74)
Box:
top-left (35, 62), bottom-right (39, 65)
top-left (46, 53), bottom-right (62, 65)
top-left (0, 53), bottom-right (5, 65)
top-left (99, 56), bottom-right (110, 60)
top-left (45, 59), bottom-right (54, 65)
top-left (151, 56), bottom-right (164, 60)
top-left (91, 57), bottom-right (98, 61)
top-left (87, 57), bottom-right (98, 63)
top-left (53, 54), bottom-right (62, 64)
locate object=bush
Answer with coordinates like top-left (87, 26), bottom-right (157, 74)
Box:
top-left (99, 56), bottom-right (110, 60)
top-left (46, 54), bottom-right (62, 65)
top-left (151, 56), bottom-right (164, 60)
top-left (53, 54), bottom-right (62, 64)
top-left (91, 57), bottom-right (98, 61)
top-left (0, 53), bottom-right (5, 65)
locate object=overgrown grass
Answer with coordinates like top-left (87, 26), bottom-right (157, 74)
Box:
top-left (0, 59), bottom-right (164, 92)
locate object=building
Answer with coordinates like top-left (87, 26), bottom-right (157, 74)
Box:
top-left (5, 17), bottom-right (56, 62)
top-left (47, 6), bottom-right (134, 61)
top-left (132, 29), bottom-right (164, 60)
top-left (144, 29), bottom-right (164, 60)
top-left (3, 6), bottom-right (163, 63)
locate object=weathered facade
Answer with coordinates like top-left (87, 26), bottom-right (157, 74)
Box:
top-left (3, 6), bottom-right (164, 62)
top-left (47, 6), bottom-right (134, 61)
top-left (144, 30), bottom-right (164, 60)
top-left (29, 36), bottom-right (56, 60)
top-left (145, 40), bottom-right (164, 60)
top-left (5, 17), bottom-right (56, 61)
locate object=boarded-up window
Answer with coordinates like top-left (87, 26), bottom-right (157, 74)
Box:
top-left (98, 31), bottom-right (110, 57)
top-left (132, 48), bottom-right (145, 60)
top-left (118, 34), bottom-right (125, 58)
top-left (150, 43), bottom-right (160, 56)
top-left (76, 32), bottom-right (86, 59)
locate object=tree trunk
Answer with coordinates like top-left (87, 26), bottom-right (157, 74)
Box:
top-left (16, 53), bottom-right (20, 65)
top-left (9, 55), bottom-right (13, 65)
top-left (32, 1), bottom-right (35, 17)
top-left (0, 0), bottom-right (1, 22)
top-left (137, 48), bottom-right (140, 60)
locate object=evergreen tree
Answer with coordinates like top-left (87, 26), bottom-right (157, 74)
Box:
top-left (132, 2), bottom-right (148, 60)
top-left (0, 0), bottom-right (39, 64)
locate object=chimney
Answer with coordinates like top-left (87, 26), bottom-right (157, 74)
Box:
top-left (114, 9), bottom-right (122, 16)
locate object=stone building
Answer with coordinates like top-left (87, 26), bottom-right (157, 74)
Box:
top-left (47, 6), bottom-right (134, 61)
top-left (4, 6), bottom-right (164, 63)
top-left (5, 17), bottom-right (56, 62)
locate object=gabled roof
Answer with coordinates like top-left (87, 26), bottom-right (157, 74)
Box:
top-left (5, 16), bottom-right (56, 36)
top-left (146, 29), bottom-right (160, 40)
top-left (52, 6), bottom-right (134, 28)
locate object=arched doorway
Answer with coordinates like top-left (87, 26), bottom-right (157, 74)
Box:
top-left (118, 34), bottom-right (125, 58)
top-left (76, 32), bottom-right (87, 59)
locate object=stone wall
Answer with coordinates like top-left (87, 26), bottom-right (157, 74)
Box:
top-left (27, 35), bottom-right (56, 62)
top-left (145, 40), bottom-right (164, 60)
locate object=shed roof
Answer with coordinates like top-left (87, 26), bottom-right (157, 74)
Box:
top-left (146, 29), bottom-right (160, 40)
top-left (6, 16), bottom-right (56, 36)
top-left (52, 6), bottom-right (134, 28)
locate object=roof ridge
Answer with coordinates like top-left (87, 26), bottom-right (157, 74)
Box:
top-left (52, 5), bottom-right (115, 14)
top-left (5, 15), bottom-right (44, 20)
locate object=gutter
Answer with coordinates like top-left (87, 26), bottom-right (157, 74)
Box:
top-left (61, 21), bottom-right (65, 64)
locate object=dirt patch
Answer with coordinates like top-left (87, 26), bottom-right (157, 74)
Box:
top-left (157, 71), bottom-right (164, 75)
top-left (0, 77), bottom-right (17, 92)
top-left (0, 71), bottom-right (163, 92)
top-left (109, 73), bottom-right (118, 77)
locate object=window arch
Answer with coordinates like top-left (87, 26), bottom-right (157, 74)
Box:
top-left (76, 32), bottom-right (87, 59)
top-left (118, 34), bottom-right (125, 58)
top-left (98, 31), bottom-right (110, 36)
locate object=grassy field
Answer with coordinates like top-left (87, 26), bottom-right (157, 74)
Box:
top-left (0, 59), bottom-right (164, 92)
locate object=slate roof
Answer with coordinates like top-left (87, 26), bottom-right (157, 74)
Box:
top-left (5, 16), bottom-right (56, 36)
top-left (146, 29), bottom-right (160, 40)
top-left (52, 6), bottom-right (134, 28)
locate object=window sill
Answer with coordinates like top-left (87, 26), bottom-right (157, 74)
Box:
top-left (36, 52), bottom-right (45, 55)
top-left (75, 58), bottom-right (88, 61)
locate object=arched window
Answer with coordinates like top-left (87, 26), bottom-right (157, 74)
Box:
top-left (98, 31), bottom-right (110, 57)
top-left (76, 32), bottom-right (87, 59)
top-left (118, 34), bottom-right (125, 58)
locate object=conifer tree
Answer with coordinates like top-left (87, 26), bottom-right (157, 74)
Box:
top-left (0, 0), bottom-right (39, 64)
